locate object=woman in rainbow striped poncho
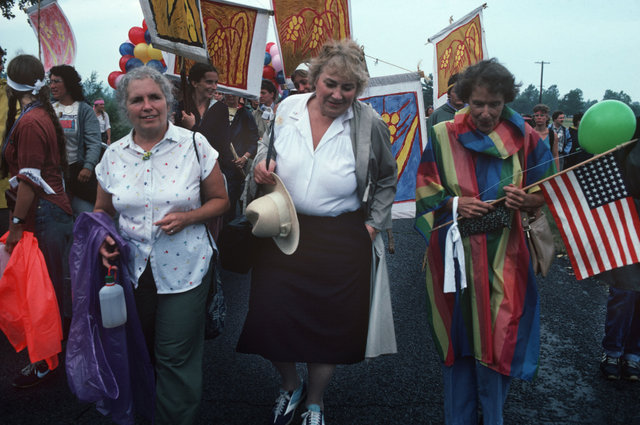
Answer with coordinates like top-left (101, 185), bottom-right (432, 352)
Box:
top-left (415, 59), bottom-right (556, 425)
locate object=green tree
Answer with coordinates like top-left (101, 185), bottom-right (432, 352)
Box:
top-left (542, 84), bottom-right (560, 112)
top-left (602, 89), bottom-right (640, 115)
top-left (0, 0), bottom-right (37, 19)
top-left (82, 72), bottom-right (131, 141)
top-left (509, 84), bottom-right (539, 114)
top-left (559, 89), bottom-right (585, 116)
top-left (422, 73), bottom-right (434, 110)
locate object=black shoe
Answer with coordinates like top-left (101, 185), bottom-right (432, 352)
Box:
top-left (12, 361), bottom-right (54, 388)
top-left (600, 353), bottom-right (620, 380)
top-left (622, 359), bottom-right (640, 381)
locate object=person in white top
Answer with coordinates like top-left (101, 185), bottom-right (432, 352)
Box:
top-left (94, 66), bottom-right (229, 425)
top-left (93, 98), bottom-right (110, 144)
top-left (237, 39), bottom-right (397, 425)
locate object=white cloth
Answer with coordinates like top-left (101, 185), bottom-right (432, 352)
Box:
top-left (6, 76), bottom-right (45, 95)
top-left (95, 122), bottom-right (218, 294)
top-left (9, 168), bottom-right (55, 194)
top-left (443, 197), bottom-right (467, 293)
top-left (365, 232), bottom-right (397, 358)
top-left (273, 92), bottom-right (360, 217)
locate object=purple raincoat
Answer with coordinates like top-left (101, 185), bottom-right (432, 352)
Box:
top-left (66, 212), bottom-right (155, 425)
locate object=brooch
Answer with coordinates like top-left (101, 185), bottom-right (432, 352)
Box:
top-left (142, 151), bottom-right (152, 160)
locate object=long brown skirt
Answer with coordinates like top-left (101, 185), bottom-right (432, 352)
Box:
top-left (236, 210), bottom-right (372, 364)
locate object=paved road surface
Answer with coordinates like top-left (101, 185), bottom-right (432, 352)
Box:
top-left (1, 219), bottom-right (639, 424)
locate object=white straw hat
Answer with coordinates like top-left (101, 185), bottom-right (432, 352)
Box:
top-left (245, 173), bottom-right (299, 255)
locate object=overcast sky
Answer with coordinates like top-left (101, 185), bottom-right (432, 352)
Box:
top-left (2, 0), bottom-right (639, 102)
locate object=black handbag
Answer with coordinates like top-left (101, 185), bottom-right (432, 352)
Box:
top-left (458, 203), bottom-right (512, 237)
top-left (217, 122), bottom-right (276, 274)
top-left (193, 132), bottom-right (226, 339)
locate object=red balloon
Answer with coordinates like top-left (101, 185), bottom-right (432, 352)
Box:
top-left (119, 55), bottom-right (134, 72)
top-left (142, 19), bottom-right (148, 30)
top-left (266, 42), bottom-right (275, 52)
top-left (263, 65), bottom-right (276, 80)
top-left (129, 26), bottom-right (146, 45)
top-left (108, 71), bottom-right (124, 89)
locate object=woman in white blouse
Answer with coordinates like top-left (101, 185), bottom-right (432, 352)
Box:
top-left (237, 39), bottom-right (397, 425)
top-left (94, 66), bottom-right (228, 425)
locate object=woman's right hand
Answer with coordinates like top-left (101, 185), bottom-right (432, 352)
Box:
top-left (254, 159), bottom-right (277, 185)
top-left (99, 235), bottom-right (120, 269)
top-left (454, 197), bottom-right (495, 219)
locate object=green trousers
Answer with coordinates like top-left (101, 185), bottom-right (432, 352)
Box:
top-left (135, 263), bottom-right (211, 425)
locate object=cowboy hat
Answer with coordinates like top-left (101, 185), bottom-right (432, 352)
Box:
top-left (245, 173), bottom-right (299, 255)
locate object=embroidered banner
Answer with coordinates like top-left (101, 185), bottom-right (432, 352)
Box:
top-left (427, 5), bottom-right (487, 108)
top-left (163, 0), bottom-right (269, 98)
top-left (272, 0), bottom-right (352, 79)
top-left (360, 73), bottom-right (427, 219)
top-left (139, 0), bottom-right (209, 62)
top-left (26, 0), bottom-right (77, 70)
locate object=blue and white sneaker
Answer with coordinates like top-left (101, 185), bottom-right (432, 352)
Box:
top-left (270, 381), bottom-right (307, 425)
top-left (301, 404), bottom-right (325, 425)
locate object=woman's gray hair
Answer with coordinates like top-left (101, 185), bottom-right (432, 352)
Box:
top-left (115, 66), bottom-right (174, 122)
top-left (309, 39), bottom-right (369, 97)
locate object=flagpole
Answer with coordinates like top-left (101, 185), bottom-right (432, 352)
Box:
top-left (37, 0), bottom-right (42, 62)
top-left (429, 139), bottom-right (638, 232)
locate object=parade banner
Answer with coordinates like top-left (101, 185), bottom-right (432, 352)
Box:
top-left (360, 73), bottom-right (427, 219)
top-left (427, 5), bottom-right (487, 108)
top-left (541, 151), bottom-right (640, 280)
top-left (272, 0), bottom-right (352, 79)
top-left (26, 0), bottom-right (76, 70)
top-left (163, 0), bottom-right (269, 98)
top-left (139, 0), bottom-right (209, 62)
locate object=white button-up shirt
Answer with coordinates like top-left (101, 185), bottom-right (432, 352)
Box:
top-left (95, 123), bottom-right (218, 293)
top-left (273, 93), bottom-right (360, 217)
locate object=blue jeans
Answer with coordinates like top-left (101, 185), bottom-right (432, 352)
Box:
top-left (442, 357), bottom-right (512, 425)
top-left (602, 287), bottom-right (640, 362)
top-left (34, 198), bottom-right (73, 318)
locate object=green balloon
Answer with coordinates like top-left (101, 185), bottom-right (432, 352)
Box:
top-left (578, 100), bottom-right (636, 154)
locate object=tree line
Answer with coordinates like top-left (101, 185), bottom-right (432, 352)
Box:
top-left (422, 74), bottom-right (640, 118)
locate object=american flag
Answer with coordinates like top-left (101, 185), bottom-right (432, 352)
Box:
top-left (541, 153), bottom-right (640, 280)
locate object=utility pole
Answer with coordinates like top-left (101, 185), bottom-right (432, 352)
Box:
top-left (535, 61), bottom-right (550, 104)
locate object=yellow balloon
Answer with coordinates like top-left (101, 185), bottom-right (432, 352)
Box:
top-left (133, 43), bottom-right (151, 64)
top-left (148, 44), bottom-right (163, 61)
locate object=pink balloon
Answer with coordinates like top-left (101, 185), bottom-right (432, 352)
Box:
top-left (269, 44), bottom-right (279, 58)
top-left (271, 54), bottom-right (283, 72)
top-left (115, 74), bottom-right (125, 87)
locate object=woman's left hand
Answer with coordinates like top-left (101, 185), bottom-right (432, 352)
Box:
top-left (365, 224), bottom-right (379, 242)
top-left (233, 155), bottom-right (248, 169)
top-left (4, 223), bottom-right (23, 254)
top-left (78, 168), bottom-right (93, 183)
top-left (154, 212), bottom-right (191, 236)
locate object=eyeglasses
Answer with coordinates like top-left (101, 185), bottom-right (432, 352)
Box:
top-left (533, 113), bottom-right (547, 117)
top-left (48, 78), bottom-right (63, 84)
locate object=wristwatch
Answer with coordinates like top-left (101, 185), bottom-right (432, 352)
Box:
top-left (11, 216), bottom-right (25, 225)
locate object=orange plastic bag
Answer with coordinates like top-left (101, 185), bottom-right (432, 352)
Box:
top-left (0, 231), bottom-right (62, 369)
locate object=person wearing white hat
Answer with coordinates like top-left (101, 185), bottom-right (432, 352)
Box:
top-left (237, 39), bottom-right (397, 425)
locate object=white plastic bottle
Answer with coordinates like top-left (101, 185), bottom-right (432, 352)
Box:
top-left (99, 273), bottom-right (127, 328)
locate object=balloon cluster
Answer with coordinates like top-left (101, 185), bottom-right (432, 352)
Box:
top-left (264, 42), bottom-right (285, 93)
top-left (108, 20), bottom-right (167, 89)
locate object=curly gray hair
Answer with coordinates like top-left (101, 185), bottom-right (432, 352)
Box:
top-left (115, 66), bottom-right (174, 123)
top-left (309, 39), bottom-right (369, 97)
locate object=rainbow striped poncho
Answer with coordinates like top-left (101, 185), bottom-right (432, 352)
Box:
top-left (415, 106), bottom-right (555, 380)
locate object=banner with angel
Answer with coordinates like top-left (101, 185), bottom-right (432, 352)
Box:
top-left (360, 73), bottom-right (428, 219)
top-left (26, 0), bottom-right (77, 70)
top-left (427, 4), bottom-right (488, 108)
top-left (272, 0), bottom-right (352, 80)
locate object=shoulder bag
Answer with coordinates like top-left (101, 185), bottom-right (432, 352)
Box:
top-left (522, 209), bottom-right (554, 277)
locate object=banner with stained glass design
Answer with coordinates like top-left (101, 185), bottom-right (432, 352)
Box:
top-left (139, 0), bottom-right (209, 62)
top-left (427, 5), bottom-right (487, 108)
top-left (272, 0), bottom-right (352, 79)
top-left (26, 0), bottom-right (76, 70)
top-left (360, 73), bottom-right (427, 219)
